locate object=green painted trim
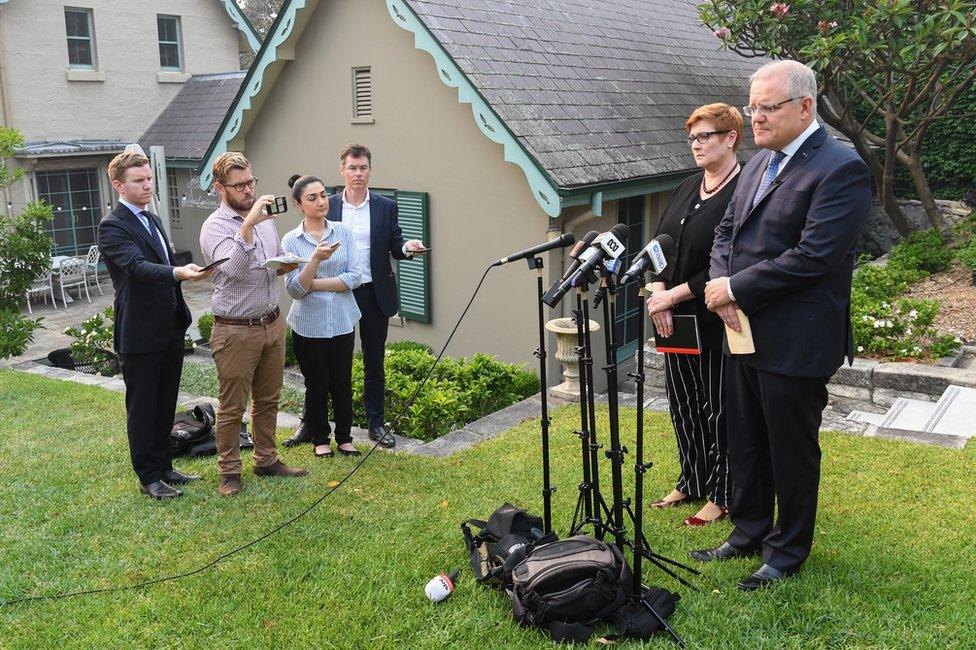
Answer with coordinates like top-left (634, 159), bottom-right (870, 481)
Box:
top-left (385, 0), bottom-right (562, 218)
top-left (217, 0), bottom-right (261, 53)
top-left (561, 171), bottom-right (695, 210)
top-left (198, 0), bottom-right (308, 189)
top-left (590, 191), bottom-right (603, 217)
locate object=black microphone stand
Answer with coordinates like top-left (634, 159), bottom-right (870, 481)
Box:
top-left (528, 255), bottom-right (554, 534)
top-left (569, 283), bottom-right (612, 540)
top-left (596, 269), bottom-right (627, 551)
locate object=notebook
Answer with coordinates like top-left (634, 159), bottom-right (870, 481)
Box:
top-left (652, 314), bottom-right (701, 355)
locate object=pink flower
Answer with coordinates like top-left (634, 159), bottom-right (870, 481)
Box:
top-left (713, 26), bottom-right (732, 39)
top-left (817, 19), bottom-right (838, 32)
top-left (770, 2), bottom-right (790, 17)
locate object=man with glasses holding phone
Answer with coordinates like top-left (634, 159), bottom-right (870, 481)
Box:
top-left (200, 152), bottom-right (306, 497)
top-left (694, 60), bottom-right (871, 590)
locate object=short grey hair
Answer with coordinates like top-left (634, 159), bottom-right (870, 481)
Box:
top-left (750, 60), bottom-right (818, 100)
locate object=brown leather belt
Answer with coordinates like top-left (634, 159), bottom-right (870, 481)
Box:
top-left (213, 307), bottom-right (280, 326)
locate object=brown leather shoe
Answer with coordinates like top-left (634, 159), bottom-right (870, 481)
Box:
top-left (218, 474), bottom-right (242, 497)
top-left (253, 460), bottom-right (308, 477)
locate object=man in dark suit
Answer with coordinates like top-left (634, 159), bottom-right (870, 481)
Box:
top-left (695, 60), bottom-right (871, 589)
top-left (98, 152), bottom-right (212, 499)
top-left (284, 144), bottom-right (425, 449)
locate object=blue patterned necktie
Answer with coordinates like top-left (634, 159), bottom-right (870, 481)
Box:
top-left (752, 150), bottom-right (785, 208)
top-left (139, 210), bottom-right (170, 264)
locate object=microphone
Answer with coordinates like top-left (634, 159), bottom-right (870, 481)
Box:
top-left (493, 232), bottom-right (576, 266)
top-left (425, 568), bottom-right (460, 603)
top-left (617, 234), bottom-right (675, 286)
top-left (542, 224), bottom-right (628, 307)
top-left (541, 230), bottom-right (599, 304)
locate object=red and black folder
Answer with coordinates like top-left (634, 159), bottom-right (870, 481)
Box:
top-left (652, 314), bottom-right (701, 355)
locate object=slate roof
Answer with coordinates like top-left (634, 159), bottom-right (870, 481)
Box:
top-left (140, 72), bottom-right (246, 162)
top-left (406, 0), bottom-right (762, 189)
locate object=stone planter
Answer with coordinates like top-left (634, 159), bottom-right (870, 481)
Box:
top-left (546, 317), bottom-right (600, 399)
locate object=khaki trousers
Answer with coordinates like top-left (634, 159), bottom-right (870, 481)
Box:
top-left (211, 316), bottom-right (285, 475)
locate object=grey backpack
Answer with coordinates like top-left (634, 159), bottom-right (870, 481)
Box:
top-left (509, 535), bottom-right (632, 640)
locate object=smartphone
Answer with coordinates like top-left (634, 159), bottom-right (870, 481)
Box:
top-left (264, 196), bottom-right (288, 216)
top-left (200, 257), bottom-right (229, 272)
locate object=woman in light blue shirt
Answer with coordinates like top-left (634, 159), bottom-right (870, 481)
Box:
top-left (282, 174), bottom-right (362, 458)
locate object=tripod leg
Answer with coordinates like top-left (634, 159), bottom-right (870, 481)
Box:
top-left (638, 595), bottom-right (686, 648)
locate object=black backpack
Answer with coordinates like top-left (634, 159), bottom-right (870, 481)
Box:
top-left (461, 503), bottom-right (557, 589)
top-left (170, 404), bottom-right (216, 456)
top-left (509, 536), bottom-right (632, 636)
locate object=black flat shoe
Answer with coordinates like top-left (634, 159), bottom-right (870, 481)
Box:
top-left (314, 445), bottom-right (334, 458)
top-left (737, 564), bottom-right (796, 591)
top-left (140, 480), bottom-right (182, 499)
top-left (165, 469), bottom-right (202, 484)
top-left (689, 541), bottom-right (760, 562)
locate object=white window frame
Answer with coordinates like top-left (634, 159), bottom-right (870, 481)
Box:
top-left (64, 7), bottom-right (96, 70)
top-left (157, 15), bottom-right (184, 72)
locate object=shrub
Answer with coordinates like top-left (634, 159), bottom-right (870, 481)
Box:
top-left (887, 228), bottom-right (953, 277)
top-left (337, 343), bottom-right (538, 440)
top-left (0, 126), bottom-right (54, 359)
top-left (63, 307), bottom-right (117, 376)
top-left (197, 312), bottom-right (214, 342)
top-left (851, 231), bottom-right (962, 360)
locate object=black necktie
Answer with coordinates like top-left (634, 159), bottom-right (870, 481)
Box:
top-left (139, 210), bottom-right (170, 264)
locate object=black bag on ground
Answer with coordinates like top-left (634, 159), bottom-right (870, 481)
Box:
top-left (170, 404), bottom-right (216, 456)
top-left (508, 535), bottom-right (634, 643)
top-left (461, 503), bottom-right (557, 589)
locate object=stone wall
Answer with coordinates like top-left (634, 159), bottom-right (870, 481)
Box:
top-left (859, 199), bottom-right (972, 258)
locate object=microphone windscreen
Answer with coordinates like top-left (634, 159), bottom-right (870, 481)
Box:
top-left (655, 233), bottom-right (675, 255)
top-left (609, 223), bottom-right (629, 244)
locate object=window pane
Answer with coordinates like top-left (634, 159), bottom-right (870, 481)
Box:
top-left (158, 16), bottom-right (177, 42)
top-left (159, 43), bottom-right (179, 69)
top-left (68, 39), bottom-right (92, 67)
top-left (65, 10), bottom-right (90, 38)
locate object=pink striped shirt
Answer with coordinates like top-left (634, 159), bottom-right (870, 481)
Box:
top-left (199, 202), bottom-right (283, 318)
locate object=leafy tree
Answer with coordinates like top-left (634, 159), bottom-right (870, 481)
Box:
top-left (0, 126), bottom-right (54, 359)
top-left (700, 0), bottom-right (976, 235)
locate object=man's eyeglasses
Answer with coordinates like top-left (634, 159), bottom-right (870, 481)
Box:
top-left (687, 130), bottom-right (730, 145)
top-left (743, 97), bottom-right (802, 117)
top-left (221, 177), bottom-right (258, 192)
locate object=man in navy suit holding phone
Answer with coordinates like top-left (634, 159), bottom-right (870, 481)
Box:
top-left (695, 60), bottom-right (871, 589)
top-left (98, 152), bottom-right (212, 499)
top-left (284, 144), bottom-right (426, 449)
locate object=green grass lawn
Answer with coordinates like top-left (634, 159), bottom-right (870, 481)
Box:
top-left (1, 369), bottom-right (974, 648)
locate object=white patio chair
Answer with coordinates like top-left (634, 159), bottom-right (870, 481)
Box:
top-left (54, 256), bottom-right (91, 307)
top-left (83, 244), bottom-right (104, 295)
top-left (24, 267), bottom-right (57, 314)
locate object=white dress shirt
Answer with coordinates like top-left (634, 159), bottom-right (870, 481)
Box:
top-left (340, 188), bottom-right (414, 286)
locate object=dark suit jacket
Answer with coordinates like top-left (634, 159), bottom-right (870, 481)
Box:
top-left (97, 204), bottom-right (191, 355)
top-left (328, 190), bottom-right (409, 318)
top-left (709, 126), bottom-right (871, 378)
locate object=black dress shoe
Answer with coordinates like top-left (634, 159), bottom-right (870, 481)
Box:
top-left (737, 563), bottom-right (796, 591)
top-left (689, 541), bottom-right (759, 562)
top-left (165, 469), bottom-right (202, 484)
top-left (282, 423), bottom-right (314, 447)
top-left (140, 480), bottom-right (182, 499)
top-left (368, 425), bottom-right (396, 448)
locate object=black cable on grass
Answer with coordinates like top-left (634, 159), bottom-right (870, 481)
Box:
top-left (0, 264), bottom-right (496, 607)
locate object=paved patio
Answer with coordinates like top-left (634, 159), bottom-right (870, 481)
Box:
top-left (6, 278), bottom-right (214, 369)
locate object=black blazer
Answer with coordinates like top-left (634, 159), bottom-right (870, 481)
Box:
top-left (709, 127), bottom-right (872, 378)
top-left (328, 191), bottom-right (409, 318)
top-left (650, 170), bottom-right (739, 350)
top-left (97, 204), bottom-right (191, 355)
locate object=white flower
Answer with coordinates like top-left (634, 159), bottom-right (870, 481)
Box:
top-left (908, 309), bottom-right (918, 319)
top-left (905, 328), bottom-right (912, 336)
top-left (857, 346), bottom-right (864, 353)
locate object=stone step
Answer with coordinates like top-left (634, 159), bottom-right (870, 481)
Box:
top-left (845, 410), bottom-right (886, 426)
top-left (922, 385), bottom-right (976, 438)
top-left (878, 397), bottom-right (936, 431)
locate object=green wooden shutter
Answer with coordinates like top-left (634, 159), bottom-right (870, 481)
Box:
top-left (394, 190), bottom-right (430, 324)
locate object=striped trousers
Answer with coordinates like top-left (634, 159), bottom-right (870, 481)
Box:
top-left (662, 348), bottom-right (731, 508)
